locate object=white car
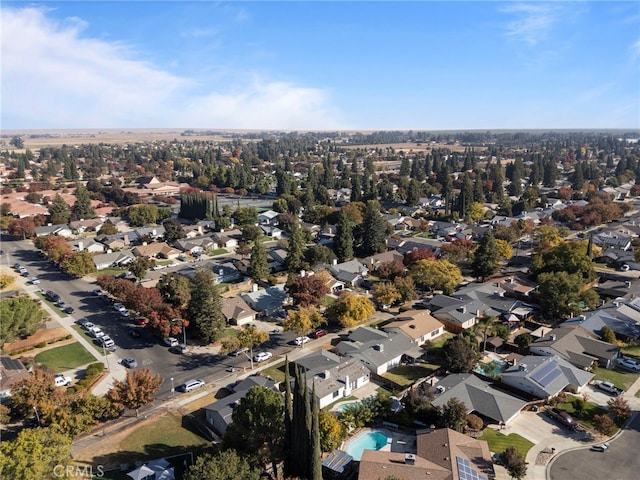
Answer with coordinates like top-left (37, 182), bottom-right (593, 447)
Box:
top-left (119, 309), bottom-right (130, 317)
top-left (163, 337), bottom-right (179, 347)
top-left (113, 303), bottom-right (126, 312)
top-left (88, 326), bottom-right (105, 338)
top-left (98, 335), bottom-right (115, 348)
top-left (253, 351), bottom-right (273, 363)
top-left (617, 358), bottom-right (640, 372)
top-left (29, 277), bottom-right (40, 285)
top-left (54, 374), bottom-right (72, 387)
top-left (295, 336), bottom-right (310, 346)
top-left (80, 320), bottom-right (95, 331)
top-left (177, 379), bottom-right (205, 393)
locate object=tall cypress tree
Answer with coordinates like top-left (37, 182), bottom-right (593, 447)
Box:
top-left (334, 210), bottom-right (354, 262)
top-left (310, 382), bottom-right (323, 480)
top-left (285, 220), bottom-right (306, 272)
top-left (361, 201), bottom-right (388, 256)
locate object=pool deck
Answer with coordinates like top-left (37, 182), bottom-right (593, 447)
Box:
top-left (342, 427), bottom-right (417, 458)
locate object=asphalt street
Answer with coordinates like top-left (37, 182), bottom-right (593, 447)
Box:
top-left (1, 235), bottom-right (316, 398)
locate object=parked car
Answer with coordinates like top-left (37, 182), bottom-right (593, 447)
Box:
top-left (594, 380), bottom-right (623, 396)
top-left (171, 345), bottom-right (189, 354)
top-left (92, 288), bottom-right (104, 296)
top-left (134, 317), bottom-right (147, 326)
top-left (617, 357), bottom-right (640, 372)
top-left (63, 306), bottom-right (75, 314)
top-left (313, 329), bottom-right (328, 339)
top-left (163, 337), bottom-right (179, 347)
top-left (56, 301), bottom-right (67, 309)
top-left (29, 277), bottom-right (40, 285)
top-left (620, 264), bottom-right (630, 271)
top-left (119, 309), bottom-right (130, 317)
top-left (79, 320), bottom-right (95, 331)
top-left (121, 357), bottom-right (138, 368)
top-left (113, 303), bottom-right (126, 312)
top-left (176, 379), bottom-right (205, 393)
top-left (253, 351), bottom-right (273, 363)
top-left (98, 335), bottom-right (115, 348)
top-left (45, 290), bottom-right (60, 302)
top-left (294, 336), bottom-right (310, 346)
top-left (591, 442), bottom-right (610, 452)
top-left (88, 326), bottom-right (105, 338)
top-left (546, 407), bottom-right (578, 430)
top-left (54, 374), bottom-right (72, 387)
top-left (13, 263), bottom-right (22, 270)
top-left (20, 270), bottom-right (29, 277)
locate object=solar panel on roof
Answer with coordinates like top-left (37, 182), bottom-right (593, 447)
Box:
top-left (530, 362), bottom-right (555, 383)
top-left (456, 457), bottom-right (488, 480)
top-left (530, 361), bottom-right (563, 387)
top-left (538, 368), bottom-right (563, 387)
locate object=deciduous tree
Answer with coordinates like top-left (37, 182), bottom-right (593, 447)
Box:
top-left (162, 219), bottom-right (185, 243)
top-left (593, 414), bottom-right (617, 436)
top-left (220, 324), bottom-right (269, 369)
top-left (283, 306), bottom-right (324, 337)
top-left (129, 257), bottom-right (154, 282)
top-left (106, 368), bottom-right (163, 416)
top-left (8, 217), bottom-right (36, 239)
top-left (0, 427), bottom-right (73, 480)
top-left (0, 295), bottom-right (45, 347)
top-left (502, 446), bottom-right (527, 480)
top-left (287, 274), bottom-right (329, 307)
top-left (62, 251), bottom-right (96, 277)
top-left (372, 282), bottom-right (402, 306)
top-left (409, 258), bottom-right (462, 295)
top-left (183, 450), bottom-right (261, 480)
top-left (471, 231), bottom-right (502, 281)
top-left (9, 367), bottom-right (63, 417)
top-left (443, 336), bottom-right (479, 373)
top-left (318, 410), bottom-right (346, 453)
top-left (439, 398), bottom-right (468, 432)
top-left (157, 273), bottom-right (192, 308)
top-left (607, 396), bottom-right (631, 422)
top-left (326, 292), bottom-right (375, 328)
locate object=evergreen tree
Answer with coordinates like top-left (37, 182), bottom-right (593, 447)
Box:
top-left (334, 210), bottom-right (354, 262)
top-left (188, 269), bottom-right (225, 343)
top-left (283, 358), bottom-right (293, 476)
top-left (48, 194), bottom-right (70, 224)
top-left (249, 238), bottom-right (269, 282)
top-left (360, 202), bottom-right (388, 256)
top-left (285, 220), bottom-right (306, 272)
top-left (72, 185), bottom-right (96, 220)
top-left (471, 231), bottom-right (502, 281)
top-left (310, 383), bottom-right (322, 480)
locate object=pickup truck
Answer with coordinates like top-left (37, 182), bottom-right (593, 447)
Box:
top-left (546, 407), bottom-right (579, 430)
top-left (594, 380), bottom-right (623, 396)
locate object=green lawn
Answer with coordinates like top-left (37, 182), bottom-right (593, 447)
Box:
top-left (592, 367), bottom-right (639, 390)
top-left (221, 327), bottom-right (239, 339)
top-left (622, 345), bottom-right (640, 360)
top-left (321, 295), bottom-right (336, 307)
top-left (90, 267), bottom-right (129, 277)
top-left (261, 361), bottom-right (287, 384)
top-left (479, 429), bottom-right (534, 458)
top-left (556, 398), bottom-right (607, 430)
top-left (119, 413), bottom-right (210, 455)
top-left (383, 364), bottom-right (439, 387)
top-left (209, 248), bottom-right (228, 256)
top-left (34, 342), bottom-right (96, 372)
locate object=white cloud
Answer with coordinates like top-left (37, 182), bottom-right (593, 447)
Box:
top-left (1, 7), bottom-right (344, 129)
top-left (501, 2), bottom-right (564, 46)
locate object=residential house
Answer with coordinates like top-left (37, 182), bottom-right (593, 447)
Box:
top-left (493, 274), bottom-right (538, 299)
top-left (361, 250), bottom-right (404, 269)
top-left (594, 278), bottom-right (639, 299)
top-left (67, 237), bottom-right (105, 254)
top-left (96, 232), bottom-right (136, 250)
top-left (383, 309), bottom-right (445, 345)
top-left (387, 237), bottom-right (441, 256)
top-left (294, 350), bottom-right (371, 409)
top-left (173, 236), bottom-right (214, 255)
top-left (529, 325), bottom-right (620, 370)
top-left (592, 231), bottom-right (633, 251)
top-left (261, 225), bottom-right (283, 238)
top-left (430, 374), bottom-right (527, 425)
top-left (258, 210), bottom-right (280, 225)
top-left (34, 224), bottom-right (74, 238)
top-left (221, 297), bottom-right (258, 326)
top-left (69, 219), bottom-right (104, 234)
top-left (563, 297), bottom-right (640, 342)
top-left (358, 450), bottom-right (451, 480)
top-left (92, 250), bottom-right (135, 270)
top-left (204, 376), bottom-right (279, 436)
top-left (333, 327), bottom-right (422, 375)
top-left (0, 357), bottom-right (29, 400)
top-left (327, 259), bottom-right (368, 288)
top-left (132, 242), bottom-right (181, 260)
top-left (500, 355), bottom-right (594, 399)
top-left (241, 284), bottom-right (290, 317)
top-left (211, 232), bottom-right (238, 252)
top-left (134, 226), bottom-right (166, 241)
top-left (182, 224), bottom-right (205, 238)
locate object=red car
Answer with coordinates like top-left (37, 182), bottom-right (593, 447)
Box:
top-left (313, 329), bottom-right (328, 339)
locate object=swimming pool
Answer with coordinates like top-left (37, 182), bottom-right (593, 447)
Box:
top-left (344, 429), bottom-right (390, 461)
top-left (475, 359), bottom-right (507, 377)
top-left (336, 401), bottom-right (360, 413)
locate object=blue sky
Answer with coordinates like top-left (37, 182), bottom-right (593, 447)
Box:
top-left (2, 1), bottom-right (639, 130)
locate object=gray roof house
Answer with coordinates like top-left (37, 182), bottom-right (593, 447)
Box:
top-left (563, 297), bottom-right (640, 342)
top-left (333, 326), bottom-right (421, 375)
top-left (0, 356), bottom-right (29, 400)
top-left (241, 284), bottom-right (290, 317)
top-left (327, 259), bottom-right (369, 287)
top-left (529, 325), bottom-right (620, 370)
top-left (67, 237), bottom-right (105, 253)
top-left (173, 236), bottom-right (214, 253)
top-left (430, 373), bottom-right (527, 425)
top-left (500, 355), bottom-right (594, 399)
top-left (34, 224), bottom-right (73, 238)
top-left (294, 351), bottom-right (371, 409)
top-left (92, 250), bottom-right (135, 270)
top-left (204, 376), bottom-right (279, 436)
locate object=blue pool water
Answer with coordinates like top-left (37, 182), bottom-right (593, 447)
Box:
top-left (337, 402), bottom-right (360, 413)
top-left (475, 359), bottom-right (507, 377)
top-left (344, 430), bottom-right (390, 461)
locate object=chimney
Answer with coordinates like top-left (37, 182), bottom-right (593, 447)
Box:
top-left (323, 370), bottom-right (330, 379)
top-left (77, 241), bottom-right (83, 251)
top-left (625, 281), bottom-right (631, 288)
top-left (404, 454), bottom-right (416, 465)
top-left (332, 258), bottom-right (338, 266)
top-left (252, 283), bottom-right (259, 292)
top-left (550, 334), bottom-right (556, 341)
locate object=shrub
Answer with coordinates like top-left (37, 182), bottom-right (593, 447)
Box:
top-left (85, 362), bottom-right (105, 378)
top-left (593, 414), bottom-right (617, 436)
top-left (466, 414), bottom-right (484, 431)
top-left (36, 342), bottom-right (46, 349)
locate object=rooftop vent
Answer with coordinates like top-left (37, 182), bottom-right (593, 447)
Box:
top-left (550, 334), bottom-right (557, 341)
top-left (519, 363), bottom-right (528, 372)
top-left (404, 453), bottom-right (416, 465)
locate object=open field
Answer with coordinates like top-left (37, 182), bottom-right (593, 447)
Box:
top-left (34, 342), bottom-right (96, 372)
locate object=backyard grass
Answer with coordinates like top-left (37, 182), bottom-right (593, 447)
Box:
top-left (118, 413), bottom-right (210, 456)
top-left (592, 367), bottom-right (639, 390)
top-left (210, 248), bottom-right (228, 256)
top-left (321, 295), bottom-right (336, 307)
top-left (479, 429), bottom-right (534, 458)
top-left (622, 345), bottom-right (640, 360)
top-left (34, 342), bottom-right (96, 372)
top-left (383, 365), bottom-right (438, 387)
top-left (556, 397), bottom-right (607, 430)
